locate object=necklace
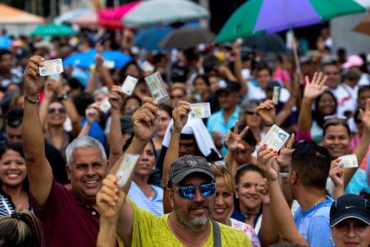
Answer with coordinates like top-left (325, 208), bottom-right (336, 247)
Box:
top-left (314, 197), bottom-right (327, 206)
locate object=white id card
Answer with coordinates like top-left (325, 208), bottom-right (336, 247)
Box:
top-left (103, 60), bottom-right (115, 69)
top-left (39, 59), bottom-right (64, 76)
top-left (100, 98), bottom-right (111, 114)
top-left (339, 154), bottom-right (358, 168)
top-left (145, 72), bottom-right (169, 104)
top-left (272, 86), bottom-right (280, 105)
top-left (121, 75), bottom-right (138, 96)
top-left (260, 124), bottom-right (290, 152)
top-left (116, 154), bottom-right (141, 188)
top-left (189, 103), bottom-right (211, 119)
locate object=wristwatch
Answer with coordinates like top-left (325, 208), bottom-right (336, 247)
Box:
top-left (58, 93), bottom-right (68, 101)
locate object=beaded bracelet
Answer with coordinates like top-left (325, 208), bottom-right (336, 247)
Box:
top-left (24, 94), bottom-right (40, 104)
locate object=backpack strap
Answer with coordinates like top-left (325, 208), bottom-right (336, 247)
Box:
top-left (211, 220), bottom-right (222, 247)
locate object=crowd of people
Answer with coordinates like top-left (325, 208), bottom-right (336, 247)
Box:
top-left (0, 26), bottom-right (368, 247)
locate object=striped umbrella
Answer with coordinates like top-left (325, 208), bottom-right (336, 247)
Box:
top-left (216, 0), bottom-right (370, 43)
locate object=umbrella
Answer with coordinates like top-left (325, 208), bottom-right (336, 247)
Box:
top-left (160, 28), bottom-right (214, 50)
top-left (30, 23), bottom-right (77, 37)
top-left (243, 34), bottom-right (287, 54)
top-left (0, 4), bottom-right (45, 24)
top-left (71, 10), bottom-right (98, 27)
top-left (54, 8), bottom-right (92, 24)
top-left (216, 0), bottom-right (370, 43)
top-left (353, 14), bottom-right (370, 36)
top-left (97, 1), bottom-right (140, 29)
top-left (63, 49), bottom-right (132, 69)
top-left (122, 0), bottom-right (209, 28)
top-left (134, 26), bottom-right (173, 51)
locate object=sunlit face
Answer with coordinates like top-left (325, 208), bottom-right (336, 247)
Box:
top-left (0, 149), bottom-right (26, 188)
top-left (156, 110), bottom-right (171, 138)
top-left (194, 78), bottom-right (209, 96)
top-left (67, 147), bottom-right (108, 202)
top-left (318, 92), bottom-right (336, 116)
top-left (236, 171), bottom-right (263, 212)
top-left (332, 219), bottom-right (370, 247)
top-left (47, 102), bottom-right (66, 127)
top-left (135, 142), bottom-right (156, 177)
top-left (323, 65), bottom-right (341, 89)
top-left (234, 141), bottom-right (254, 166)
top-left (322, 125), bottom-right (351, 159)
top-left (171, 174), bottom-right (215, 231)
top-left (256, 69), bottom-right (271, 88)
top-left (212, 177), bottom-right (234, 224)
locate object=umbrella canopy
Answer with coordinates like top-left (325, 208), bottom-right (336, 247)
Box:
top-left (353, 14), bottom-right (370, 36)
top-left (30, 23), bottom-right (77, 37)
top-left (72, 10), bottom-right (98, 27)
top-left (54, 8), bottom-right (92, 24)
top-left (123, 0), bottom-right (209, 28)
top-left (63, 49), bottom-right (132, 69)
top-left (160, 28), bottom-right (214, 50)
top-left (98, 1), bottom-right (140, 29)
top-left (134, 26), bottom-right (173, 51)
top-left (243, 34), bottom-right (287, 54)
top-left (216, 0), bottom-right (370, 42)
top-left (0, 3), bottom-right (45, 24)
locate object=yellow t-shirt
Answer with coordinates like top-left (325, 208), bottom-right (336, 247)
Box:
top-left (129, 201), bottom-right (252, 247)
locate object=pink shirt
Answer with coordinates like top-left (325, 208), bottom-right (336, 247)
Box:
top-left (230, 218), bottom-right (261, 247)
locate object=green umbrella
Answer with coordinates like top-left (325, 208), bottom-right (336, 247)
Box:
top-left (31, 23), bottom-right (77, 37)
top-left (216, 0), bottom-right (370, 43)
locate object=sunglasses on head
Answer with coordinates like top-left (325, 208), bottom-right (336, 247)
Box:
top-left (48, 108), bottom-right (66, 114)
top-left (246, 111), bottom-right (259, 116)
top-left (172, 183), bottom-right (216, 199)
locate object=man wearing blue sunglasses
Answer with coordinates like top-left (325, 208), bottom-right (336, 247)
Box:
top-left (99, 154), bottom-right (251, 246)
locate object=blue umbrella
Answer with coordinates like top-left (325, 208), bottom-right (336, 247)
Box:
top-left (134, 26), bottom-right (173, 51)
top-left (63, 49), bottom-right (132, 69)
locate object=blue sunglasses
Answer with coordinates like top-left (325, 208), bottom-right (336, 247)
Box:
top-left (173, 183), bottom-right (216, 199)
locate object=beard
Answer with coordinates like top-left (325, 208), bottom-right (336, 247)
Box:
top-left (173, 201), bottom-right (211, 232)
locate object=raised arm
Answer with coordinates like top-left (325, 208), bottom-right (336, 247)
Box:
top-left (345, 98), bottom-right (370, 187)
top-left (108, 86), bottom-right (124, 169)
top-left (257, 146), bottom-right (309, 246)
top-left (297, 72), bottom-right (327, 135)
top-left (232, 40), bottom-right (248, 95)
top-left (162, 100), bottom-right (191, 213)
top-left (38, 79), bottom-right (54, 131)
top-left (78, 103), bottom-right (100, 137)
top-left (22, 55), bottom-right (53, 207)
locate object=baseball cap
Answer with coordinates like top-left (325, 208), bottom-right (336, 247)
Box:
top-left (168, 155), bottom-right (215, 186)
top-left (215, 81), bottom-right (241, 95)
top-left (330, 194), bottom-right (370, 227)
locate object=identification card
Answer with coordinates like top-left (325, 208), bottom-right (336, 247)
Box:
top-left (100, 98), bottom-right (111, 114)
top-left (145, 72), bottom-right (169, 103)
top-left (141, 61), bottom-right (154, 73)
top-left (260, 124), bottom-right (290, 152)
top-left (103, 60), bottom-right (115, 69)
top-left (189, 103), bottom-right (211, 119)
top-left (116, 154), bottom-right (141, 188)
top-left (39, 59), bottom-right (63, 76)
top-left (272, 86), bottom-right (280, 105)
top-left (339, 154), bottom-right (358, 168)
top-left (121, 75), bottom-right (138, 96)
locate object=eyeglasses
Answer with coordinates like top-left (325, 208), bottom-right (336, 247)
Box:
top-left (324, 71), bottom-right (339, 76)
top-left (172, 183), bottom-right (216, 199)
top-left (323, 115), bottom-right (348, 128)
top-left (48, 108), bottom-right (66, 114)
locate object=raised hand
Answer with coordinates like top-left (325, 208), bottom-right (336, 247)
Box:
top-left (96, 175), bottom-right (125, 219)
top-left (172, 100), bottom-right (191, 132)
top-left (359, 98), bottom-right (370, 131)
top-left (108, 86), bottom-right (124, 112)
top-left (256, 178), bottom-right (270, 205)
top-left (86, 103), bottom-right (100, 125)
top-left (276, 133), bottom-right (295, 172)
top-left (224, 120), bottom-right (249, 152)
top-left (303, 72), bottom-right (327, 100)
top-left (44, 79), bottom-right (55, 100)
top-left (132, 97), bottom-right (159, 142)
top-left (23, 56), bottom-right (45, 99)
top-left (257, 145), bottom-right (279, 181)
top-left (329, 159), bottom-right (344, 188)
top-left (256, 100), bottom-right (275, 126)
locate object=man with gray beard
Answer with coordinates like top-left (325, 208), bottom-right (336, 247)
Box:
top-left (98, 154), bottom-right (251, 247)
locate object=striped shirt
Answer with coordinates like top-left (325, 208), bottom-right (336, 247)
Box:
top-left (0, 191), bottom-right (15, 216)
top-left (128, 181), bottom-right (163, 216)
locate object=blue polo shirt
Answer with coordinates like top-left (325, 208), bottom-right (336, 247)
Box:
top-left (207, 106), bottom-right (240, 156)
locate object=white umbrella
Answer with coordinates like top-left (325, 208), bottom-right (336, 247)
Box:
top-left (54, 8), bottom-right (92, 24)
top-left (122, 0), bottom-right (209, 28)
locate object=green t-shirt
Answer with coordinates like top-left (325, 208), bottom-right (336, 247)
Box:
top-left (129, 201), bottom-right (252, 247)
